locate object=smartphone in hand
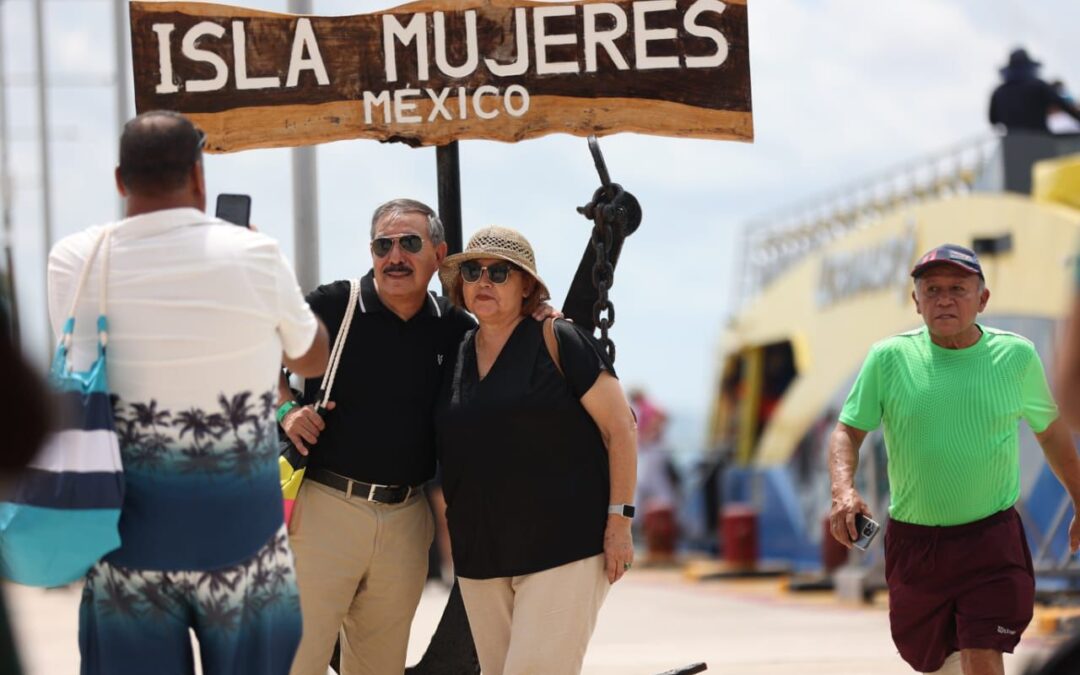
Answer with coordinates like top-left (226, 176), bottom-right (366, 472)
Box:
top-left (852, 513), bottom-right (881, 551)
top-left (215, 194), bottom-right (252, 228)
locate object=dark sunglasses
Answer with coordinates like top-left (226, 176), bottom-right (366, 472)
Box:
top-left (371, 234), bottom-right (424, 257)
top-left (460, 261), bottom-right (517, 284)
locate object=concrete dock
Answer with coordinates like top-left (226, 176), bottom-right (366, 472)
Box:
top-left (4, 568), bottom-right (1064, 674)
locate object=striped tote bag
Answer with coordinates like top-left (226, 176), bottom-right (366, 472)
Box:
top-left (0, 228), bottom-right (123, 586)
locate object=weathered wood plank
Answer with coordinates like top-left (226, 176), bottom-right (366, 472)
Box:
top-left (131, 0), bottom-right (752, 151)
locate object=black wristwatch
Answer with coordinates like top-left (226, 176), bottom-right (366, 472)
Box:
top-left (608, 504), bottom-right (635, 519)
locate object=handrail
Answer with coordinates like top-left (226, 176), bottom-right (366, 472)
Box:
top-left (732, 134), bottom-right (1000, 311)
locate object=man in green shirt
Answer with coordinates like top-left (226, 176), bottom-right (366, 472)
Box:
top-left (829, 243), bottom-right (1080, 675)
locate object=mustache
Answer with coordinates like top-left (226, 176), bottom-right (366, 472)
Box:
top-left (382, 263), bottom-right (413, 275)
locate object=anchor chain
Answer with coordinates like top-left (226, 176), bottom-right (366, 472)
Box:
top-left (577, 135), bottom-right (638, 363)
top-left (589, 200), bottom-right (617, 362)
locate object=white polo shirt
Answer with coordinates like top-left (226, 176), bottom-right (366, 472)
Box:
top-left (47, 207), bottom-right (318, 571)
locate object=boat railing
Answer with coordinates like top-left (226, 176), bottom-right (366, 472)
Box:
top-left (732, 134), bottom-right (1000, 310)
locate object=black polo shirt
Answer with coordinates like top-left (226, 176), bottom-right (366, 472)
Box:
top-left (301, 271), bottom-right (475, 486)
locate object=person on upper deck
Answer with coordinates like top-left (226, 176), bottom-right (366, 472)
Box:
top-left (989, 48), bottom-right (1080, 134)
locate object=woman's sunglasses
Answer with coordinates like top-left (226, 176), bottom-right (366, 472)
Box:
top-left (371, 234), bottom-right (424, 257)
top-left (460, 261), bottom-right (517, 284)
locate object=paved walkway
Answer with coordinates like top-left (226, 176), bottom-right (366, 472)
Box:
top-left (6, 569), bottom-right (1061, 674)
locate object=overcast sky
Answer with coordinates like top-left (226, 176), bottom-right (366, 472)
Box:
top-left (2, 0), bottom-right (1078, 451)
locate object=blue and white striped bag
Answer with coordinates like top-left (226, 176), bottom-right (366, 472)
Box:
top-left (0, 228), bottom-right (124, 586)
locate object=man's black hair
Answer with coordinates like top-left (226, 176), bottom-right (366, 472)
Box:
top-left (117, 110), bottom-right (204, 195)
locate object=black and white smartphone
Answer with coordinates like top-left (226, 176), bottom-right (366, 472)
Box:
top-left (215, 193), bottom-right (252, 228)
top-left (852, 513), bottom-right (881, 551)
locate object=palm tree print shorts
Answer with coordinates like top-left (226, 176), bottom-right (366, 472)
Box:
top-left (78, 525), bottom-right (301, 675)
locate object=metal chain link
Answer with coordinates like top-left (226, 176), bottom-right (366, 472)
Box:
top-left (578, 135), bottom-right (641, 365)
top-left (591, 200), bottom-right (617, 363)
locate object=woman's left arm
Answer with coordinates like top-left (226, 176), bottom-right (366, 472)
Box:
top-left (580, 371), bottom-right (638, 583)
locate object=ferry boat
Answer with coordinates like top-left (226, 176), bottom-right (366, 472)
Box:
top-left (707, 132), bottom-right (1080, 582)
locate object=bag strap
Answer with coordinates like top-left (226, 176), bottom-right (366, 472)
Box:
top-left (543, 317), bottom-right (563, 377)
top-left (313, 279), bottom-right (360, 409)
top-left (450, 328), bottom-right (475, 407)
top-left (61, 227), bottom-right (113, 359)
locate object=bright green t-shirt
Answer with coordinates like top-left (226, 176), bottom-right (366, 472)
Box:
top-left (839, 325), bottom-right (1058, 526)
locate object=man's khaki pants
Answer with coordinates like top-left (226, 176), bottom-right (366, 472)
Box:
top-left (287, 480), bottom-right (433, 675)
top-left (458, 554), bottom-right (610, 675)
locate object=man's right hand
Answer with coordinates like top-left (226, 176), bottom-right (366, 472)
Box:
top-left (281, 401), bottom-right (336, 456)
top-left (829, 488), bottom-right (872, 549)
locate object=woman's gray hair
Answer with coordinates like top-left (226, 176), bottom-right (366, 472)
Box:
top-left (370, 199), bottom-right (445, 246)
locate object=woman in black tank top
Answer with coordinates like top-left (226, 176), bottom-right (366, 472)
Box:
top-left (436, 227), bottom-right (637, 675)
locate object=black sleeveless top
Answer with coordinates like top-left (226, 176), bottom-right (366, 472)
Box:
top-left (436, 318), bottom-right (614, 579)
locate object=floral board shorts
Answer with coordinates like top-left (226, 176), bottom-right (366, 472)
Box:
top-left (79, 525), bottom-right (301, 675)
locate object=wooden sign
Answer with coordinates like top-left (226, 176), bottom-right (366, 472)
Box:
top-left (130, 0), bottom-right (751, 152)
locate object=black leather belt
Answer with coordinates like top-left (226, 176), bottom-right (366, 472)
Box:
top-left (306, 467), bottom-right (417, 504)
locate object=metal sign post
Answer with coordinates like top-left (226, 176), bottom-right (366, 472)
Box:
top-left (0, 0), bottom-right (19, 342)
top-left (34, 0), bottom-right (54, 344)
top-left (436, 142), bottom-right (463, 256)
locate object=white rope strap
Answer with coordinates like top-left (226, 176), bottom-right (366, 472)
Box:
top-left (63, 227), bottom-right (112, 350)
top-left (316, 279), bottom-right (360, 408)
top-left (98, 228), bottom-right (112, 347)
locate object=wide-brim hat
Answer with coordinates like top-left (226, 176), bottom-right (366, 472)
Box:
top-left (439, 226), bottom-right (550, 306)
top-left (1000, 48), bottom-right (1040, 77)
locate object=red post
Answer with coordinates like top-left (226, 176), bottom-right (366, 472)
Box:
top-left (721, 503), bottom-right (759, 568)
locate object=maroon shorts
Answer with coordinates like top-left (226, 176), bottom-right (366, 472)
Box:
top-left (884, 507), bottom-right (1034, 672)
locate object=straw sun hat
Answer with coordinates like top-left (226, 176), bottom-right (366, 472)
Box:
top-left (439, 226), bottom-right (550, 306)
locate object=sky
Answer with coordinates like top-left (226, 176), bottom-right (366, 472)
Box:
top-left (2, 0), bottom-right (1079, 452)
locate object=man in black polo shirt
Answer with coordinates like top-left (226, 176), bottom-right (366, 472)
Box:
top-left (278, 199), bottom-right (474, 675)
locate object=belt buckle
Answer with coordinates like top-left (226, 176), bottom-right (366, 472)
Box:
top-left (368, 482), bottom-right (395, 502)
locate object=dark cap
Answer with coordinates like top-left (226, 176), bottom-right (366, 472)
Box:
top-left (911, 244), bottom-right (984, 279)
